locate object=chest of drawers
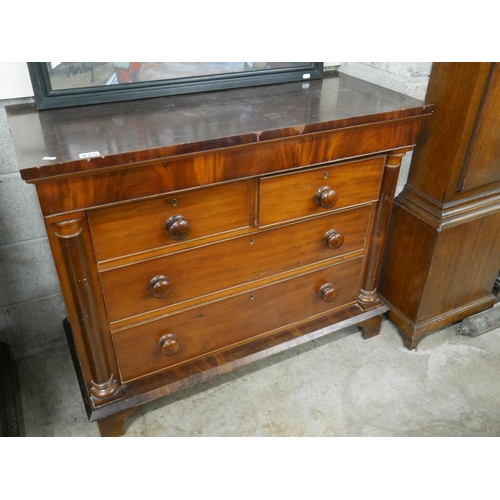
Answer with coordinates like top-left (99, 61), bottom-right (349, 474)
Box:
top-left (7, 73), bottom-right (432, 436)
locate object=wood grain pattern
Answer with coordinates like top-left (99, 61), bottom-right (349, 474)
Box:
top-left (7, 73), bottom-right (432, 180)
top-left (379, 62), bottom-right (500, 348)
top-left (406, 63), bottom-right (492, 203)
top-left (113, 257), bottom-right (364, 383)
top-left (358, 152), bottom-right (405, 308)
top-left (459, 64), bottom-right (500, 191)
top-left (8, 72), bottom-right (432, 435)
top-left (100, 206), bottom-right (371, 322)
top-left (33, 119), bottom-right (421, 216)
top-left (50, 217), bottom-right (121, 404)
top-left (259, 156), bottom-right (385, 226)
top-left (88, 180), bottom-right (251, 262)
top-left (77, 303), bottom-right (389, 430)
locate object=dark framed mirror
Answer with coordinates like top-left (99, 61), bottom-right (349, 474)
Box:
top-left (28, 62), bottom-right (324, 110)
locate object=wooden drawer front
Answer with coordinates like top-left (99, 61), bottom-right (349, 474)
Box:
top-left (101, 205), bottom-right (371, 322)
top-left (113, 256), bottom-right (364, 383)
top-left (259, 156), bottom-right (385, 226)
top-left (88, 181), bottom-right (251, 262)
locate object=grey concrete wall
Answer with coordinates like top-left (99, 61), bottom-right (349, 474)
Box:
top-left (0, 98), bottom-right (67, 357)
top-left (0, 63), bottom-right (432, 359)
top-left (335, 62), bottom-right (432, 100)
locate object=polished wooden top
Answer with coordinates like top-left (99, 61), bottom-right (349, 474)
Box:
top-left (6, 72), bottom-right (432, 182)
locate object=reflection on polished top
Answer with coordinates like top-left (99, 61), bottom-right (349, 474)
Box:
top-left (6, 72), bottom-right (433, 181)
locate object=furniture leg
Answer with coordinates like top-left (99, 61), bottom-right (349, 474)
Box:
top-left (8, 74), bottom-right (432, 436)
top-left (96, 408), bottom-right (135, 437)
top-left (359, 314), bottom-right (383, 339)
top-left (400, 332), bottom-right (423, 351)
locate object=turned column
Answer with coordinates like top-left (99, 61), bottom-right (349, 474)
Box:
top-left (358, 151), bottom-right (406, 309)
top-left (53, 218), bottom-right (120, 403)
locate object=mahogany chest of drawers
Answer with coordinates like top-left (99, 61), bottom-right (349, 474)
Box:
top-left (7, 73), bottom-right (432, 436)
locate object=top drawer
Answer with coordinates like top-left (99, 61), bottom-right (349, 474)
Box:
top-left (89, 180), bottom-right (251, 262)
top-left (259, 156), bottom-right (385, 226)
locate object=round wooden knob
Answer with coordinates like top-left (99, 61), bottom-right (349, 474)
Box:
top-left (165, 215), bottom-right (191, 240)
top-left (324, 229), bottom-right (344, 249)
top-left (319, 283), bottom-right (338, 303)
top-left (158, 334), bottom-right (180, 356)
top-left (315, 186), bottom-right (338, 209)
top-left (148, 275), bottom-right (172, 299)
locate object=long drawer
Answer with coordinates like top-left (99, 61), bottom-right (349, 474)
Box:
top-left (88, 180), bottom-right (251, 262)
top-left (113, 256), bottom-right (364, 383)
top-left (100, 205), bottom-right (372, 322)
top-left (259, 156), bottom-right (385, 226)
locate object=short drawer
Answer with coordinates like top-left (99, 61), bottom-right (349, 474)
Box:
top-left (100, 205), bottom-right (371, 322)
top-left (259, 156), bottom-right (385, 226)
top-left (113, 256), bottom-right (364, 383)
top-left (88, 180), bottom-right (251, 262)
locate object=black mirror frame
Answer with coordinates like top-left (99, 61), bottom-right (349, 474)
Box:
top-left (27, 62), bottom-right (324, 110)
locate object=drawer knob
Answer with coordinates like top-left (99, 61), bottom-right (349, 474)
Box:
top-left (165, 215), bottom-right (191, 240)
top-left (149, 275), bottom-right (172, 299)
top-left (319, 283), bottom-right (338, 303)
top-left (324, 229), bottom-right (344, 250)
top-left (158, 334), bottom-right (180, 356)
top-left (315, 186), bottom-right (338, 209)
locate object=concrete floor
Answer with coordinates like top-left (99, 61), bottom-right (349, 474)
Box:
top-left (15, 313), bottom-right (500, 437)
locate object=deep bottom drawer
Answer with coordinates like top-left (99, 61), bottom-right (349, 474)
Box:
top-left (113, 256), bottom-right (364, 383)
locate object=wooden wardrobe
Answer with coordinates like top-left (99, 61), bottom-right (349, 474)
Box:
top-left (379, 62), bottom-right (500, 349)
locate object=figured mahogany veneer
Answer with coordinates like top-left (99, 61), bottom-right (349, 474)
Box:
top-left (100, 205), bottom-right (371, 323)
top-left (114, 257), bottom-right (364, 383)
top-left (259, 156), bottom-right (385, 226)
top-left (7, 72), bottom-right (432, 436)
top-left (88, 181), bottom-right (251, 262)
